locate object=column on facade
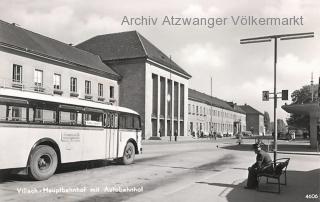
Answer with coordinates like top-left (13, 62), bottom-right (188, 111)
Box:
top-left (177, 82), bottom-right (180, 136)
top-left (156, 75), bottom-right (160, 137)
top-left (164, 77), bottom-right (168, 137)
top-left (310, 112), bottom-right (318, 148)
top-left (171, 80), bottom-right (174, 137)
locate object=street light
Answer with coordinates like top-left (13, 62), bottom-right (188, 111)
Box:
top-left (240, 32), bottom-right (314, 165)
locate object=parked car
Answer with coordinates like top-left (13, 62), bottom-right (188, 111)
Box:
top-left (241, 131), bottom-right (253, 136)
top-left (216, 132), bottom-right (222, 138)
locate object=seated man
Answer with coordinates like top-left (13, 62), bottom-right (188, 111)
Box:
top-left (245, 143), bottom-right (273, 189)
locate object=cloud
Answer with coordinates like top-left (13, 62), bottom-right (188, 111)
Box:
top-left (277, 53), bottom-right (320, 91)
top-left (263, 0), bottom-right (304, 16)
top-left (182, 4), bottom-right (223, 17)
top-left (176, 42), bottom-right (225, 71)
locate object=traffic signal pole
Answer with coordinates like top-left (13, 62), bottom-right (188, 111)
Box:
top-left (273, 38), bottom-right (278, 164)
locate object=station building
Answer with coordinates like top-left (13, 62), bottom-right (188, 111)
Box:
top-left (239, 104), bottom-right (265, 135)
top-left (77, 31), bottom-right (191, 139)
top-left (188, 89), bottom-right (246, 136)
top-left (0, 20), bottom-right (120, 112)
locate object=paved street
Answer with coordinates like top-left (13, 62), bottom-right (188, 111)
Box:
top-left (0, 138), bottom-right (319, 202)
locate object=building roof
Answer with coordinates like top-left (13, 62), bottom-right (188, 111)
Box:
top-left (76, 31), bottom-right (192, 78)
top-left (239, 104), bottom-right (264, 116)
top-left (0, 20), bottom-right (120, 79)
top-left (188, 89), bottom-right (246, 114)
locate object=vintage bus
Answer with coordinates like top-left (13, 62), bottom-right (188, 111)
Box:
top-left (0, 88), bottom-right (142, 180)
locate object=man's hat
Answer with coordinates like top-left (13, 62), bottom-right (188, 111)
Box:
top-left (252, 143), bottom-right (261, 149)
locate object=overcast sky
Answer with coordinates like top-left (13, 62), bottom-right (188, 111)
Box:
top-left (1, 0), bottom-right (319, 121)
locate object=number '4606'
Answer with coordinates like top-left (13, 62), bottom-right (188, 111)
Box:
top-left (305, 194), bottom-right (319, 199)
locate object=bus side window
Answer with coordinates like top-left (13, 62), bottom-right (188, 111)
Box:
top-left (0, 104), bottom-right (6, 121)
top-left (0, 104), bottom-right (27, 122)
top-left (29, 108), bottom-right (57, 124)
top-left (125, 115), bottom-right (134, 129)
top-left (119, 115), bottom-right (126, 129)
top-left (84, 112), bottom-right (103, 127)
top-left (105, 113), bottom-right (111, 128)
top-left (59, 111), bottom-right (82, 126)
top-left (110, 113), bottom-right (114, 128)
top-left (114, 113), bottom-right (118, 128)
top-left (133, 116), bottom-right (140, 130)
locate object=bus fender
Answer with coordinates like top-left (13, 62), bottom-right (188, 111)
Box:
top-left (127, 138), bottom-right (139, 154)
top-left (27, 138), bottom-right (61, 167)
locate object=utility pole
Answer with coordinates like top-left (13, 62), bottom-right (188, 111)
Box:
top-left (311, 72), bottom-right (314, 102)
top-left (240, 32), bottom-right (314, 164)
top-left (210, 77), bottom-right (213, 137)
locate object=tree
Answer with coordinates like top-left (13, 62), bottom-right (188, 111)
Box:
top-left (277, 119), bottom-right (287, 133)
top-left (264, 111), bottom-right (271, 132)
top-left (270, 119), bottom-right (288, 133)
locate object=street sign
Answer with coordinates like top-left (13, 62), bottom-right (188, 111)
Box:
top-left (282, 90), bottom-right (289, 100)
top-left (262, 91), bottom-right (269, 101)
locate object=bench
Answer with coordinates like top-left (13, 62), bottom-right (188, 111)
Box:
top-left (257, 158), bottom-right (290, 193)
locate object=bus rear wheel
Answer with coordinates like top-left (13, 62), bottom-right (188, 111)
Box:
top-left (29, 145), bottom-right (58, 180)
top-left (121, 142), bottom-right (135, 165)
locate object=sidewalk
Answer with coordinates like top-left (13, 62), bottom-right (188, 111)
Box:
top-left (143, 137), bottom-right (320, 156)
top-left (142, 135), bottom-right (212, 145)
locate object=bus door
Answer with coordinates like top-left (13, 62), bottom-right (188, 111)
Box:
top-left (105, 113), bottom-right (118, 159)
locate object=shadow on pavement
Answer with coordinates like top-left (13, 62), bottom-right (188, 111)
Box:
top-left (222, 141), bottom-right (317, 153)
top-left (196, 169), bottom-right (320, 202)
top-left (0, 160), bottom-right (117, 183)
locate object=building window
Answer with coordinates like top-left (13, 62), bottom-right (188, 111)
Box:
top-left (196, 106), bottom-right (199, 115)
top-left (53, 74), bottom-right (61, 90)
top-left (110, 86), bottom-right (114, 98)
top-left (188, 104), bottom-right (191, 114)
top-left (85, 80), bottom-right (91, 95)
top-left (12, 64), bottom-right (22, 83)
top-left (70, 77), bottom-right (77, 92)
top-left (98, 83), bottom-right (103, 97)
top-left (34, 69), bottom-right (43, 87)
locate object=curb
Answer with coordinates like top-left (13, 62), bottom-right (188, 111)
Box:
top-left (276, 151), bottom-right (320, 156)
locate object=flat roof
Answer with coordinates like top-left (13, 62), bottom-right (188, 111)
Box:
top-left (282, 103), bottom-right (320, 116)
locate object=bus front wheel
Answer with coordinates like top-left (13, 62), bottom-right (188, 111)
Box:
top-left (28, 145), bottom-right (58, 180)
top-left (121, 142), bottom-right (135, 165)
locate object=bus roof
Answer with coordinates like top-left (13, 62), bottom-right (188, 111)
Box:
top-left (0, 88), bottom-right (139, 115)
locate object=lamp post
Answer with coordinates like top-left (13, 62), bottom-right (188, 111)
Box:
top-left (240, 32), bottom-right (314, 164)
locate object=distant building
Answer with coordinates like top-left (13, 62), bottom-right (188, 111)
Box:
top-left (77, 31), bottom-right (191, 139)
top-left (239, 104), bottom-right (265, 135)
top-left (0, 20), bottom-right (120, 106)
top-left (188, 89), bottom-right (246, 137)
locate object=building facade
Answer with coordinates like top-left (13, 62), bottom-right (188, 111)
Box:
top-left (0, 21), bottom-right (120, 109)
top-left (239, 104), bottom-right (265, 135)
top-left (188, 89), bottom-right (246, 137)
top-left (77, 31), bottom-right (191, 139)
